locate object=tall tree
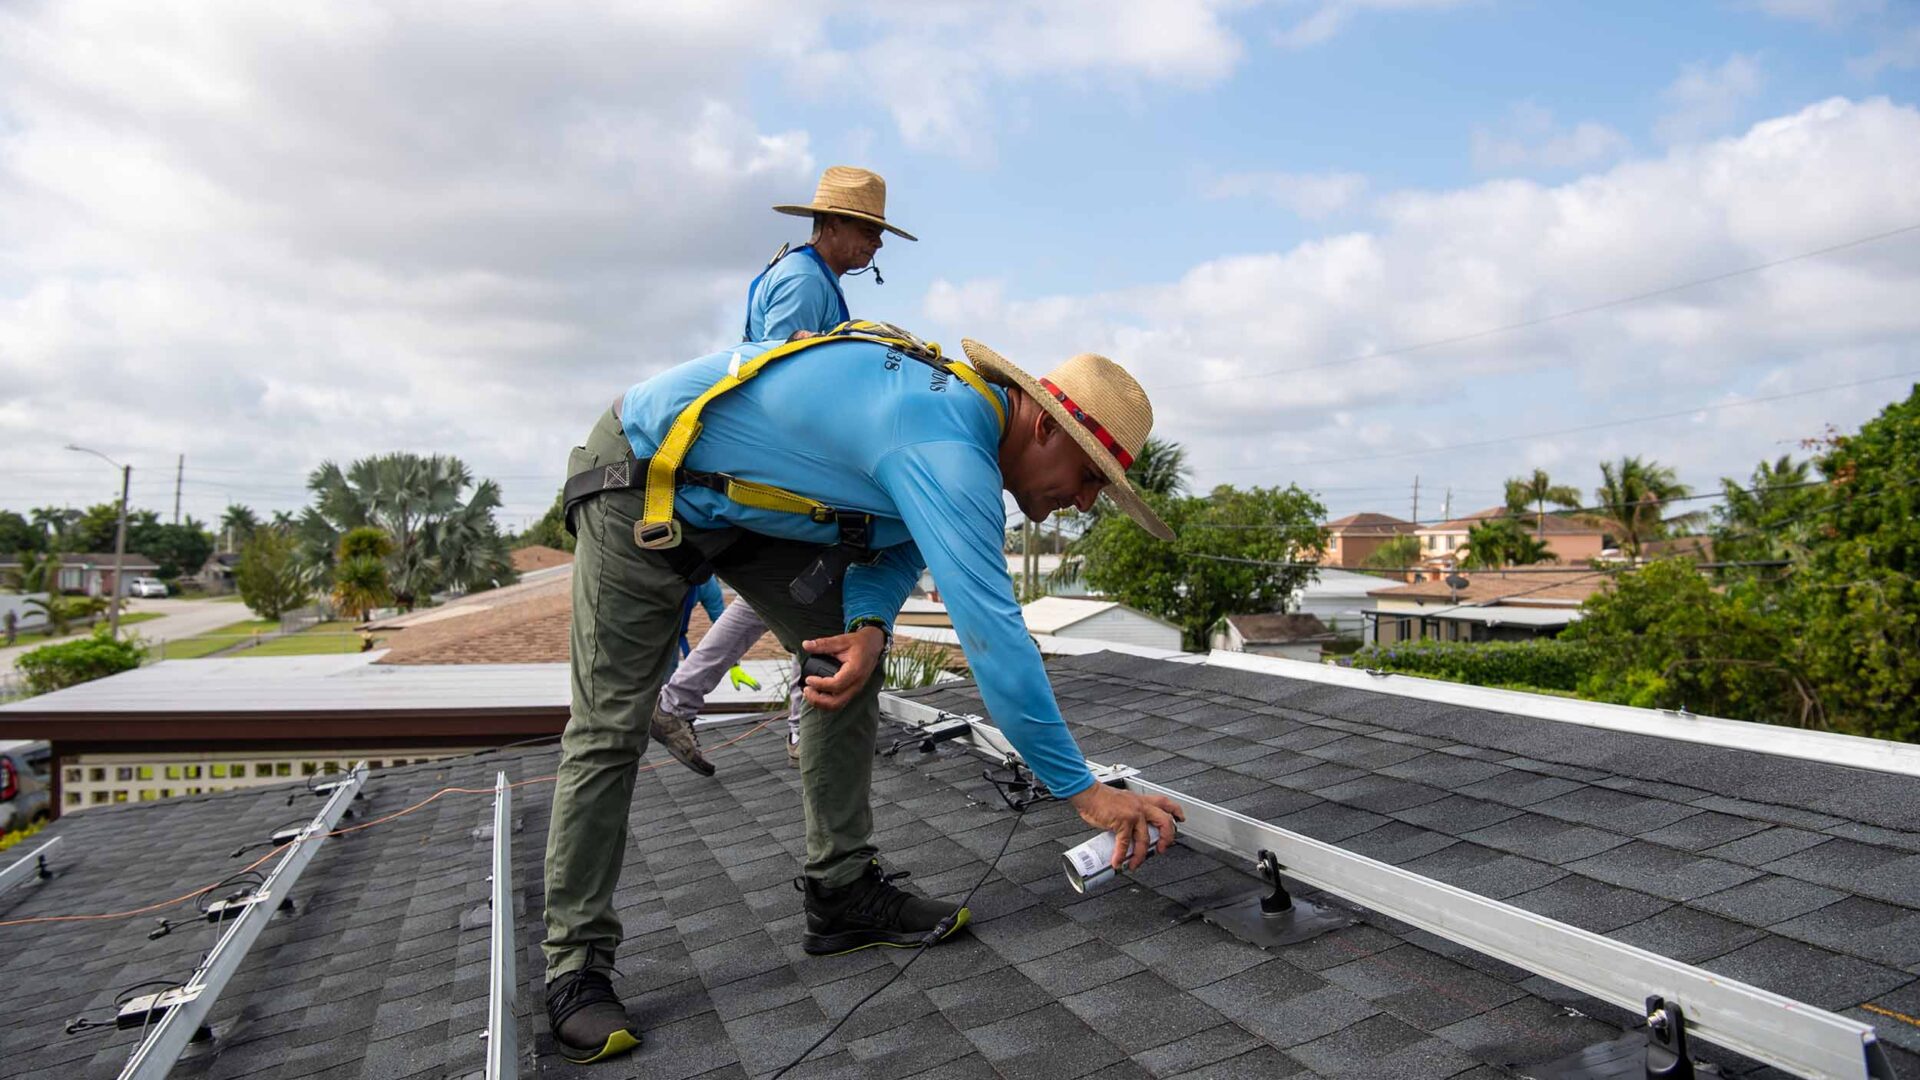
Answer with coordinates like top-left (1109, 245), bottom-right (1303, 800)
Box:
top-left (1127, 436), bottom-right (1192, 499)
top-left (221, 504), bottom-right (260, 550)
top-left (1079, 484), bottom-right (1326, 649)
top-left (236, 527), bottom-right (312, 620)
top-left (301, 452), bottom-right (516, 607)
top-left (1461, 516), bottom-right (1556, 569)
top-left (1503, 469), bottom-right (1581, 535)
top-left (0, 511), bottom-right (41, 558)
top-left (331, 527), bottom-right (394, 622)
top-left (1712, 455), bottom-right (1815, 562)
top-left (1585, 456), bottom-right (1702, 558)
top-left (30, 506), bottom-right (79, 549)
top-left (1361, 534), bottom-right (1422, 572)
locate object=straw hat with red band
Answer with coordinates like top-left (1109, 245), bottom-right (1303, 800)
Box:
top-left (773, 165), bottom-right (917, 241)
top-left (960, 339), bottom-right (1174, 541)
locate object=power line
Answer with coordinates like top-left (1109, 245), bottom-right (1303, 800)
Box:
top-left (1165, 220), bottom-right (1920, 391)
top-left (1209, 367), bottom-right (1920, 475)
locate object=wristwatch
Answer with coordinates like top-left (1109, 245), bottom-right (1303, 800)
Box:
top-left (847, 617), bottom-right (893, 655)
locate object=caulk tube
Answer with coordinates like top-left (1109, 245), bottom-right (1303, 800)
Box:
top-left (1063, 826), bottom-right (1160, 894)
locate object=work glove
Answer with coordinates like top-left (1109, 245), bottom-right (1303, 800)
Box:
top-left (727, 665), bottom-right (761, 691)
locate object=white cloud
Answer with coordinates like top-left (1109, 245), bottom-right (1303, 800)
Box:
top-left (1655, 54), bottom-right (1765, 145)
top-left (1747, 0), bottom-right (1883, 27)
top-left (1205, 170), bottom-right (1368, 218)
top-left (1274, 0), bottom-right (1475, 49)
top-left (1850, 25), bottom-right (1920, 76)
top-left (1471, 103), bottom-right (1631, 172)
top-left (918, 98), bottom-right (1920, 511)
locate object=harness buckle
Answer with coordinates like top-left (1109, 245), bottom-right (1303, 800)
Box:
top-left (634, 519), bottom-right (681, 550)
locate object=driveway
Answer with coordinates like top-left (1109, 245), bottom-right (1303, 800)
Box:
top-left (0, 597), bottom-right (250, 672)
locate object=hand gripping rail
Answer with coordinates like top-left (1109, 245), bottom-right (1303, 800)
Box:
top-left (0, 835), bottom-right (60, 902)
top-left (485, 772), bottom-right (519, 1080)
top-left (119, 764), bottom-right (368, 1080)
top-left (877, 694), bottom-right (1897, 1080)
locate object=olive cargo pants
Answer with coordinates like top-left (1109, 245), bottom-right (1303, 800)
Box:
top-left (541, 407), bottom-right (886, 979)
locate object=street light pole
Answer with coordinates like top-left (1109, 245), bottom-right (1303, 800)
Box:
top-left (65, 445), bottom-right (132, 640)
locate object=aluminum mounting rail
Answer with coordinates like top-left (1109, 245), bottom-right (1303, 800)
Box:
top-left (119, 763), bottom-right (368, 1080)
top-left (1205, 650), bottom-right (1920, 779)
top-left (877, 694), bottom-right (1896, 1080)
top-left (0, 835), bottom-right (60, 902)
top-left (485, 771), bottom-right (519, 1080)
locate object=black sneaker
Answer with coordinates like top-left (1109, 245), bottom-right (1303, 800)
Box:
top-left (545, 968), bottom-right (642, 1064)
top-left (797, 860), bottom-right (970, 956)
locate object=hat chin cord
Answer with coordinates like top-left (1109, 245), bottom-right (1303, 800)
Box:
top-left (846, 262), bottom-right (883, 285)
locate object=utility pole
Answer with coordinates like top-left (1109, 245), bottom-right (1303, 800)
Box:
top-left (173, 454), bottom-right (183, 525)
top-left (1411, 475), bottom-right (1420, 525)
top-left (1442, 487), bottom-right (1452, 523)
top-left (66, 444), bottom-right (131, 639)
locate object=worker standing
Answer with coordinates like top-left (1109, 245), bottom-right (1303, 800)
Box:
top-left (540, 319), bottom-right (1186, 1064)
top-left (649, 166), bottom-right (911, 776)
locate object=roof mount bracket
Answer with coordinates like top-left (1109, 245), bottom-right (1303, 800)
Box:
top-left (883, 715), bottom-right (972, 757)
top-left (1645, 997), bottom-right (1696, 1080)
top-left (1198, 849), bottom-right (1354, 950)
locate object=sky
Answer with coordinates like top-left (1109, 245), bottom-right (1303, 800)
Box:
top-left (3, 0), bottom-right (1919, 535)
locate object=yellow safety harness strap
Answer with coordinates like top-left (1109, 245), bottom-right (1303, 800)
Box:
top-left (637, 324), bottom-right (1005, 549)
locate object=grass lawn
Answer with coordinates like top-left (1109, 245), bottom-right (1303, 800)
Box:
top-left (8, 610), bottom-right (163, 648)
top-left (244, 621), bottom-right (383, 657)
top-left (156, 618), bottom-right (283, 660)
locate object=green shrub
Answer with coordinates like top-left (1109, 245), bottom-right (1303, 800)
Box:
top-left (1344, 638), bottom-right (1594, 693)
top-left (16, 627), bottom-right (146, 695)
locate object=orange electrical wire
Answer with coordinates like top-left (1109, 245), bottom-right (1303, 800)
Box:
top-left (0, 717), bottom-right (778, 929)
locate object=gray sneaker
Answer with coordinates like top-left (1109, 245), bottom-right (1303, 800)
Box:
top-left (546, 969), bottom-right (642, 1063)
top-left (650, 703), bottom-right (715, 776)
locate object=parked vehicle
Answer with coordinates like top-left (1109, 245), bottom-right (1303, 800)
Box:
top-left (127, 577), bottom-right (169, 599)
top-left (0, 740), bottom-right (53, 833)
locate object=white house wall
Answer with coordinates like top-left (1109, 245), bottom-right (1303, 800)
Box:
top-left (1056, 608), bottom-right (1182, 651)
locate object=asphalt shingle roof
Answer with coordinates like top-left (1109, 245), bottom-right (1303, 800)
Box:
top-left (2, 651), bottom-right (1916, 1080)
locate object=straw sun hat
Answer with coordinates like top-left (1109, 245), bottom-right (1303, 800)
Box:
top-left (961, 339), bottom-right (1174, 541)
top-left (773, 165), bottom-right (918, 241)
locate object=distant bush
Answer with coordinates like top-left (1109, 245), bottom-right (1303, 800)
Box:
top-left (0, 818), bottom-right (47, 852)
top-left (1343, 638), bottom-right (1594, 693)
top-left (16, 627), bottom-right (145, 695)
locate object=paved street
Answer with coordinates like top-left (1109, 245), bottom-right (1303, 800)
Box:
top-left (0, 596), bottom-right (248, 671)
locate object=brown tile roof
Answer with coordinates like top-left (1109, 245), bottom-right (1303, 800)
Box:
top-left (1642, 535), bottom-right (1715, 561)
top-left (511, 544), bottom-right (574, 573)
top-left (1369, 569), bottom-right (1608, 605)
top-left (1422, 507), bottom-right (1603, 535)
top-left (377, 578), bottom-right (790, 666)
top-left (1224, 612), bottom-right (1335, 643)
top-left (1325, 512), bottom-right (1418, 535)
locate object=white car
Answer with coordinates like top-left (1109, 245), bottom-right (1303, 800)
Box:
top-left (127, 577), bottom-right (168, 599)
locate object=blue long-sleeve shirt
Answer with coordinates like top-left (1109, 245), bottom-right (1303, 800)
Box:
top-left (677, 577), bottom-right (726, 657)
top-left (619, 338), bottom-right (1098, 799)
top-left (744, 245), bottom-right (850, 342)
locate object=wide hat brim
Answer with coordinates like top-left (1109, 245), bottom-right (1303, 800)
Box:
top-left (961, 338), bottom-right (1174, 542)
top-left (772, 203), bottom-right (917, 241)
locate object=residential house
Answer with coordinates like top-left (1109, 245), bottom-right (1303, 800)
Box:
top-left (1290, 567), bottom-right (1389, 640)
top-left (1368, 569), bottom-right (1605, 644)
top-left (1210, 612), bottom-right (1338, 661)
top-left (5, 649), bottom-right (1916, 1080)
top-left (190, 551), bottom-right (242, 593)
top-left (1319, 512), bottom-right (1418, 568)
top-left (1416, 507), bottom-right (1608, 567)
top-left (1020, 595), bottom-right (1183, 651)
top-left (1, 552), bottom-right (160, 598)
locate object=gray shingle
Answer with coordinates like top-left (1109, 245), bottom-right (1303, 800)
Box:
top-left (1507, 875), bottom-right (1672, 934)
top-left (1061, 970), bottom-right (1227, 1053)
top-left (1636, 811), bottom-right (1772, 852)
top-left (1285, 1013), bottom-right (1483, 1080)
top-left (1698, 826), bottom-right (1831, 867)
top-left (1703, 936), bottom-right (1914, 1010)
top-left (1769, 897), bottom-right (1920, 968)
top-left (962, 1001), bottom-right (1129, 1080)
top-left (1606, 905), bottom-right (1766, 964)
top-left (1566, 843), bottom-right (1760, 902)
top-left (1377, 753), bottom-right (1514, 791)
top-left (1529, 786), bottom-right (1703, 836)
top-left (1455, 772), bottom-right (1585, 808)
top-left (1318, 944), bottom-right (1526, 1028)
top-left (1691, 875), bottom-right (1849, 927)
top-left (1401, 843), bottom-right (1570, 901)
top-left (1461, 813), bottom-right (1633, 865)
top-left (1388, 794), bottom-right (1523, 834)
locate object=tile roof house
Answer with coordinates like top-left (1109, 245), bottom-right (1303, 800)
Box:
top-left (1210, 613), bottom-right (1339, 662)
top-left (1416, 509), bottom-right (1608, 568)
top-left (1368, 570), bottom-right (1606, 645)
top-left (1318, 512), bottom-right (1419, 569)
top-left (4, 651), bottom-right (1915, 1080)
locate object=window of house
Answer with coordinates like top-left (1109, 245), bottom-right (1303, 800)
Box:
top-left (323, 761), bottom-right (340, 775)
top-left (139, 789), bottom-right (158, 801)
top-left (116, 767), bottom-right (134, 781)
top-left (138, 766), bottom-right (154, 780)
top-left (301, 762), bottom-right (319, 776)
top-left (90, 791), bottom-right (109, 804)
top-left (211, 763), bottom-right (229, 778)
top-left (65, 767), bottom-right (82, 783)
top-left (113, 791), bottom-right (129, 803)
top-left (164, 765), bottom-right (182, 780)
top-left (89, 767), bottom-right (106, 782)
top-left (160, 788), bottom-right (173, 798)
top-left (255, 763), bottom-right (274, 777)
top-left (275, 763), bottom-right (292, 777)
top-left (65, 792), bottom-right (81, 806)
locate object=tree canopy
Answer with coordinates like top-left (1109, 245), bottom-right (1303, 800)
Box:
top-left (299, 452), bottom-right (515, 606)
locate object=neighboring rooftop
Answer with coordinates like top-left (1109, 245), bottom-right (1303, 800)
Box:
top-left (510, 544), bottom-right (575, 574)
top-left (1324, 512), bottom-right (1419, 535)
top-left (4, 652), bottom-right (1916, 1080)
top-left (1421, 508), bottom-right (1603, 536)
top-left (1219, 612), bottom-right (1336, 645)
top-left (1370, 569), bottom-right (1608, 606)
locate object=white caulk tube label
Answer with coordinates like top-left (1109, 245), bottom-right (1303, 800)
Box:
top-left (1063, 826), bottom-right (1159, 894)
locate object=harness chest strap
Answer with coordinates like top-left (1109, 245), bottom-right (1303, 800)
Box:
top-left (635, 323), bottom-right (1004, 551)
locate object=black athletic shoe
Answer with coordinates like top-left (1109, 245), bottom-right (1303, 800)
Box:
top-left (546, 968), bottom-right (642, 1064)
top-left (797, 860), bottom-right (970, 956)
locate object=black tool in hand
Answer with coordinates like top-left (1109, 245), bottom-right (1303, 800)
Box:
top-left (801, 652), bottom-right (842, 683)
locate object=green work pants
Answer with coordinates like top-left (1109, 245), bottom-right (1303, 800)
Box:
top-left (541, 406), bottom-right (885, 979)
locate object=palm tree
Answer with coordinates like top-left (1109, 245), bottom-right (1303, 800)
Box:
top-left (1504, 469), bottom-right (1582, 535)
top-left (1362, 534), bottom-right (1421, 572)
top-left (331, 527), bottom-right (394, 622)
top-left (1461, 517), bottom-right (1555, 568)
top-left (30, 506), bottom-right (78, 550)
top-left (221, 504), bottom-right (260, 550)
top-left (1128, 436), bottom-right (1191, 499)
top-left (1585, 456), bottom-right (1703, 558)
top-left (303, 453), bottom-right (516, 607)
